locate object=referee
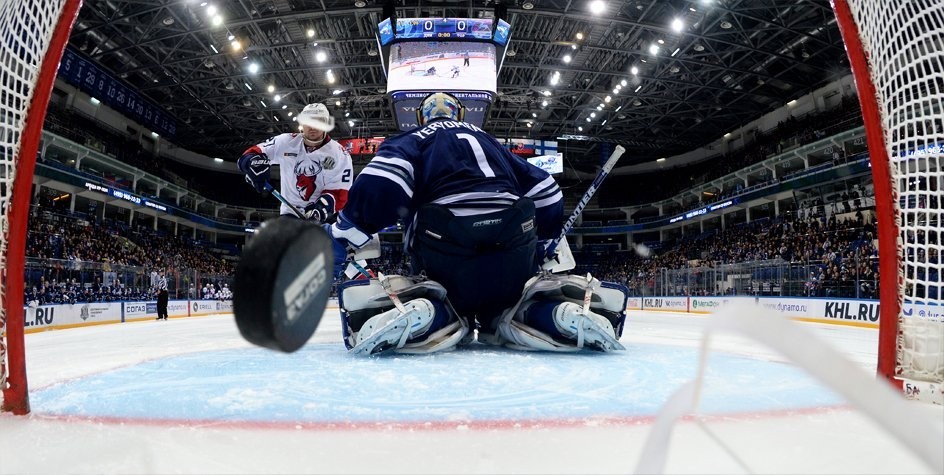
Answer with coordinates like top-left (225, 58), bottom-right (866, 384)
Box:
top-left (156, 269), bottom-right (169, 320)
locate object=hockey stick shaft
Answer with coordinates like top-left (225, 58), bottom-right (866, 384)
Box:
top-left (264, 183), bottom-right (307, 219)
top-left (543, 145), bottom-right (625, 260)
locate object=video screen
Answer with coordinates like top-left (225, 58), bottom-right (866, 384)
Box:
top-left (378, 18), bottom-right (394, 45)
top-left (386, 41), bottom-right (497, 94)
top-left (494, 19), bottom-right (511, 45)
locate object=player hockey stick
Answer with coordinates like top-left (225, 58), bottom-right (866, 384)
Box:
top-left (263, 182), bottom-right (306, 219)
top-left (543, 144), bottom-right (626, 261)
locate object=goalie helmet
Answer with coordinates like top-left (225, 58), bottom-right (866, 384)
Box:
top-left (297, 103), bottom-right (335, 132)
top-left (416, 92), bottom-right (465, 125)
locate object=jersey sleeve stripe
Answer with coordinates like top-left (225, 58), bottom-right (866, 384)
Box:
top-left (433, 191), bottom-right (520, 204)
top-left (372, 156), bottom-right (415, 178)
top-left (533, 191), bottom-right (563, 209)
top-left (359, 168), bottom-right (414, 198)
top-left (365, 161), bottom-right (414, 188)
top-left (530, 187), bottom-right (561, 201)
top-left (524, 176), bottom-right (558, 198)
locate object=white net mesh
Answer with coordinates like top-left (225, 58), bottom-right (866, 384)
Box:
top-left (1, 0), bottom-right (68, 408)
top-left (846, 1), bottom-right (944, 383)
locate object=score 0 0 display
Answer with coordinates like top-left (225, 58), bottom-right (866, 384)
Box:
top-left (379, 18), bottom-right (495, 45)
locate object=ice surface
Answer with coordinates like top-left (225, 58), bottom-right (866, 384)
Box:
top-left (1, 309), bottom-right (940, 474)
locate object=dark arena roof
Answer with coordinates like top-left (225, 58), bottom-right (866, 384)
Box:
top-left (67, 0), bottom-right (851, 175)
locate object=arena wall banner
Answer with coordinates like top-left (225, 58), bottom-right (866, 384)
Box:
top-left (167, 300), bottom-right (190, 318)
top-left (688, 296), bottom-right (745, 313)
top-left (190, 300), bottom-right (234, 316)
top-left (23, 302), bottom-right (122, 332)
top-left (626, 297), bottom-right (642, 311)
top-left (903, 301), bottom-right (943, 322)
top-left (639, 296), bottom-right (882, 329)
top-left (123, 300), bottom-right (155, 321)
top-left (641, 296), bottom-right (689, 312)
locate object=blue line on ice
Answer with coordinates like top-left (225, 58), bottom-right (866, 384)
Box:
top-left (31, 343), bottom-right (842, 422)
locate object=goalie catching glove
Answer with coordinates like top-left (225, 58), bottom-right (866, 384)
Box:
top-left (238, 152), bottom-right (271, 194)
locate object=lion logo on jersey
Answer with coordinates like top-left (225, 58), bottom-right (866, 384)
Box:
top-left (294, 159), bottom-right (323, 201)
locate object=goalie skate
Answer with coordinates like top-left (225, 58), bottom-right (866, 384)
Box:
top-left (552, 302), bottom-right (625, 352)
top-left (351, 298), bottom-right (435, 356)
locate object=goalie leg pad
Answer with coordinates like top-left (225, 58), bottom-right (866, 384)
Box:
top-left (352, 298), bottom-right (435, 356)
top-left (339, 276), bottom-right (470, 356)
top-left (491, 273), bottom-right (628, 352)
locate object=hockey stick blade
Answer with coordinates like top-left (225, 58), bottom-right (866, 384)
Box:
top-left (233, 217), bottom-right (334, 352)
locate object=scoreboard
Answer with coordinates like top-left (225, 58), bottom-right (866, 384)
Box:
top-left (379, 18), bottom-right (506, 45)
top-left (376, 16), bottom-right (512, 131)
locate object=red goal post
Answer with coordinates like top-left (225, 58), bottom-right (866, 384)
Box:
top-left (833, 0), bottom-right (944, 404)
top-left (1, 0), bottom-right (83, 414)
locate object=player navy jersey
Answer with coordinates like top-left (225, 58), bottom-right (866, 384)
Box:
top-left (338, 118), bottom-right (563, 241)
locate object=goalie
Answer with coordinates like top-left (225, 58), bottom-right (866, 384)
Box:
top-left (325, 92), bottom-right (627, 355)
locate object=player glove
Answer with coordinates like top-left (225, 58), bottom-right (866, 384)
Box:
top-left (303, 194), bottom-right (336, 224)
top-left (238, 152), bottom-right (271, 194)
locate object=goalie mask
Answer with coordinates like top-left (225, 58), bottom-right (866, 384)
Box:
top-left (297, 103), bottom-right (336, 132)
top-left (416, 92), bottom-right (465, 125)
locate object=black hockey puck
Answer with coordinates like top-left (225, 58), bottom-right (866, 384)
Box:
top-left (234, 217), bottom-right (334, 352)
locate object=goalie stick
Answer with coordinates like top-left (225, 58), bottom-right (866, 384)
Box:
top-left (543, 145), bottom-right (625, 262)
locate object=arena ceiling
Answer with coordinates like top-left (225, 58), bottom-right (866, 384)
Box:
top-left (67, 0), bottom-right (851, 172)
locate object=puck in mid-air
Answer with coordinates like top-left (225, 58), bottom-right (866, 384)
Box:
top-left (233, 217), bottom-right (334, 352)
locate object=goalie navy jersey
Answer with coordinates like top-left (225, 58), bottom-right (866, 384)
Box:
top-left (339, 118), bottom-right (563, 241)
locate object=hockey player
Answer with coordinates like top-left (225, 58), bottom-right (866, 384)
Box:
top-left (237, 103), bottom-right (353, 223)
top-left (450, 65), bottom-right (460, 78)
top-left (325, 92), bottom-right (627, 355)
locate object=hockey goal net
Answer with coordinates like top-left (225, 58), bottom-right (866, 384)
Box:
top-left (1, 0), bottom-right (81, 414)
top-left (833, 0), bottom-right (944, 404)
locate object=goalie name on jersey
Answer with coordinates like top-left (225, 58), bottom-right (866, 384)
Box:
top-left (411, 119), bottom-right (484, 140)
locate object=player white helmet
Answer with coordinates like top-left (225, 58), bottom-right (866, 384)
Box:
top-left (416, 92), bottom-right (465, 125)
top-left (297, 103), bottom-right (335, 132)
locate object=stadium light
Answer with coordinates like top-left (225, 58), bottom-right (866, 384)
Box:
top-left (576, 32), bottom-right (584, 40)
top-left (206, 5), bottom-right (217, 16)
top-left (671, 18), bottom-right (684, 33)
top-left (267, 84), bottom-right (275, 93)
top-left (315, 51), bottom-right (328, 62)
top-left (231, 39), bottom-right (241, 51)
top-left (542, 90), bottom-right (551, 96)
top-left (211, 15), bottom-right (223, 27)
top-left (248, 63), bottom-right (259, 74)
top-left (541, 100), bottom-right (548, 107)
top-left (307, 29), bottom-right (315, 38)
top-left (589, 0), bottom-right (605, 15)
top-left (621, 79), bottom-right (628, 86)
top-left (649, 44), bottom-right (660, 55)
top-left (630, 66), bottom-right (639, 75)
top-left (274, 94), bottom-right (281, 102)
top-left (563, 54), bottom-right (572, 63)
